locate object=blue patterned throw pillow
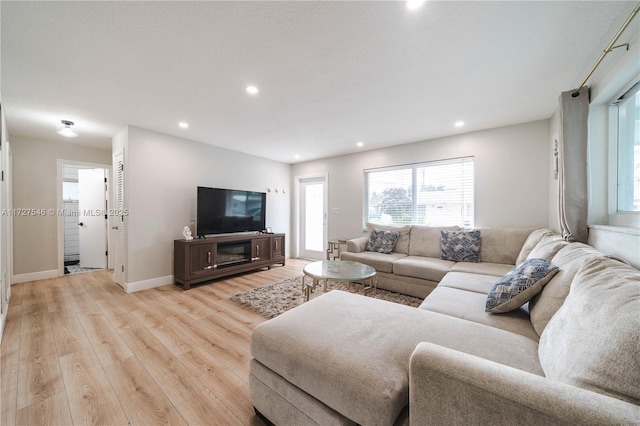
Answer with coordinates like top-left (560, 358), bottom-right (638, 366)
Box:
top-left (440, 230), bottom-right (481, 262)
top-left (366, 229), bottom-right (399, 254)
top-left (486, 258), bottom-right (559, 313)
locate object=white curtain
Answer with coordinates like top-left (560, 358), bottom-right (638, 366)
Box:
top-left (558, 86), bottom-right (589, 243)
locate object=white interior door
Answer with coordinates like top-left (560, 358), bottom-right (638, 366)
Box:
top-left (299, 176), bottom-right (326, 259)
top-left (78, 168), bottom-right (107, 269)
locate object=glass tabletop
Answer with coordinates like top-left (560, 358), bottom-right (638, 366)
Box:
top-left (303, 260), bottom-right (376, 281)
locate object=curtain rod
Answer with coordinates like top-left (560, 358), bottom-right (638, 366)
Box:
top-left (572, 2), bottom-right (640, 97)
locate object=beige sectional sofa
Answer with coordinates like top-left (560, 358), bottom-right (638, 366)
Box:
top-left (340, 224), bottom-right (535, 298)
top-left (249, 226), bottom-right (640, 425)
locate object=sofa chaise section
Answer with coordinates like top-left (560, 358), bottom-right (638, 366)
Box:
top-left (250, 291), bottom-right (543, 426)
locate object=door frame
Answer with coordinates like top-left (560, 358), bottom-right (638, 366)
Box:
top-left (294, 172), bottom-right (328, 259)
top-left (56, 159), bottom-right (113, 277)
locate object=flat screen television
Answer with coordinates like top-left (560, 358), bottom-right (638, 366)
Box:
top-left (197, 186), bottom-right (266, 236)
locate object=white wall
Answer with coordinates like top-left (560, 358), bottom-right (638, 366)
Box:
top-left (11, 136), bottom-right (111, 279)
top-left (586, 25), bottom-right (640, 229)
top-left (547, 12), bottom-right (639, 232)
top-left (584, 21), bottom-right (639, 264)
top-left (118, 126), bottom-right (291, 287)
top-left (292, 120), bottom-right (551, 247)
top-left (546, 18), bottom-right (639, 264)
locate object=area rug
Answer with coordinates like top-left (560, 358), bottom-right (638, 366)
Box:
top-left (230, 275), bottom-right (423, 319)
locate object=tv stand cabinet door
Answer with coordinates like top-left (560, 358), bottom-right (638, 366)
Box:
top-left (253, 237), bottom-right (270, 261)
top-left (189, 244), bottom-right (215, 275)
top-left (272, 235), bottom-right (285, 260)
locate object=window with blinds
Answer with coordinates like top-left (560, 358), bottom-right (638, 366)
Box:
top-left (364, 157), bottom-right (474, 228)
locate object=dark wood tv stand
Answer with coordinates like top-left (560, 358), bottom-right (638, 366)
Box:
top-left (174, 233), bottom-right (285, 289)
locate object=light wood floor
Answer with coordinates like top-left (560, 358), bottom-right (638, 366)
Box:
top-left (1, 259), bottom-right (310, 425)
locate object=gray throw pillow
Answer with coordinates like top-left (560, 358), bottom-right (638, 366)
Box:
top-left (365, 229), bottom-right (399, 254)
top-left (486, 258), bottom-right (559, 313)
top-left (441, 229), bottom-right (481, 262)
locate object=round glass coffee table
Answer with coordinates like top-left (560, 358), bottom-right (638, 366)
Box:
top-left (302, 260), bottom-right (376, 302)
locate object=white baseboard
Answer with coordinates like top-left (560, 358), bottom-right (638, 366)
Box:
top-left (13, 269), bottom-right (58, 284)
top-left (124, 275), bottom-right (174, 293)
top-left (11, 270), bottom-right (173, 293)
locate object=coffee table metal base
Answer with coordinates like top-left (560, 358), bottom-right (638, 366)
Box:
top-left (302, 260), bottom-right (377, 302)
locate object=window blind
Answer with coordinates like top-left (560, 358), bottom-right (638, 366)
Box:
top-left (364, 157), bottom-right (474, 227)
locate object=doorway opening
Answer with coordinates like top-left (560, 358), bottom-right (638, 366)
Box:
top-left (58, 161), bottom-right (112, 276)
top-left (296, 174), bottom-right (328, 260)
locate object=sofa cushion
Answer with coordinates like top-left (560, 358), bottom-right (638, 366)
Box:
top-left (251, 291), bottom-right (543, 426)
top-left (516, 228), bottom-right (555, 265)
top-left (340, 251), bottom-right (406, 274)
top-left (485, 259), bottom-right (559, 313)
top-left (449, 262), bottom-right (513, 277)
top-left (527, 233), bottom-right (569, 263)
top-left (373, 271), bottom-right (438, 299)
top-left (528, 243), bottom-right (603, 336)
top-left (441, 230), bottom-right (481, 262)
top-left (366, 229), bottom-right (399, 254)
top-left (476, 227), bottom-right (534, 265)
top-left (366, 223), bottom-right (411, 254)
top-left (408, 225), bottom-right (459, 257)
top-left (437, 271), bottom-right (500, 294)
top-left (539, 256), bottom-right (640, 404)
top-left (392, 256), bottom-right (455, 282)
top-left (418, 286), bottom-right (540, 342)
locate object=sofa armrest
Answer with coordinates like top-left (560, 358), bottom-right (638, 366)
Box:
top-left (409, 342), bottom-right (640, 426)
top-left (346, 236), bottom-right (368, 253)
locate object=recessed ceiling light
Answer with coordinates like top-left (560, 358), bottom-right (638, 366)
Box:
top-left (57, 120), bottom-right (79, 138)
top-left (246, 85), bottom-right (259, 95)
top-left (294, 154), bottom-right (300, 159)
top-left (455, 121), bottom-right (465, 128)
top-left (357, 141), bottom-right (364, 147)
top-left (179, 122), bottom-right (189, 129)
top-left (407, 0), bottom-right (426, 10)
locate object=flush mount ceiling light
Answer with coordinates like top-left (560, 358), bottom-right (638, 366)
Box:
top-left (357, 141), bottom-right (364, 147)
top-left (57, 120), bottom-right (79, 138)
top-left (455, 121), bottom-right (465, 128)
top-left (246, 85), bottom-right (259, 95)
top-left (179, 121), bottom-right (189, 129)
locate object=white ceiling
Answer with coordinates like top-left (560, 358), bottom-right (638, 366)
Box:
top-left (1, 1), bottom-right (637, 164)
